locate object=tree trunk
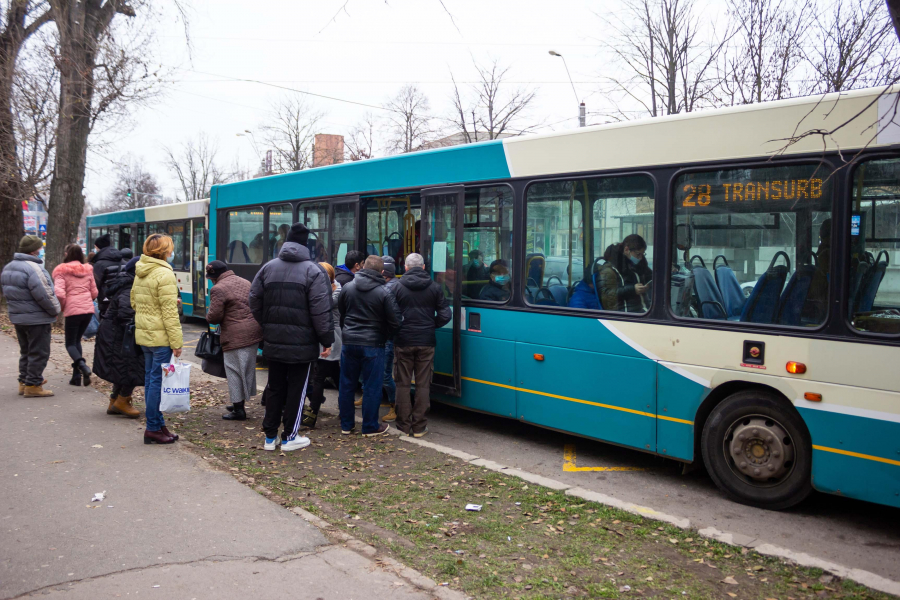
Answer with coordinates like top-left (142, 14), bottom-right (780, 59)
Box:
top-left (888, 0), bottom-right (900, 44)
top-left (46, 42), bottom-right (94, 273)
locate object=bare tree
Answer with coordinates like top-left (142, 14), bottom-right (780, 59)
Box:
top-left (717, 0), bottom-right (813, 105)
top-left (13, 27), bottom-right (56, 200)
top-left (384, 84), bottom-right (437, 154)
top-left (449, 59), bottom-right (537, 143)
top-left (260, 94), bottom-right (323, 173)
top-left (346, 112), bottom-right (378, 161)
top-left (163, 132), bottom-right (227, 201)
top-left (804, 0), bottom-right (900, 94)
top-left (600, 0), bottom-right (730, 119)
top-left (102, 155), bottom-right (161, 211)
top-left (0, 0), bottom-right (52, 268)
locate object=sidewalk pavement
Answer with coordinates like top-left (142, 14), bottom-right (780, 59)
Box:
top-left (0, 331), bottom-right (439, 600)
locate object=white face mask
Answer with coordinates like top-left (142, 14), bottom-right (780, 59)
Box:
top-left (166, 252), bottom-right (175, 263)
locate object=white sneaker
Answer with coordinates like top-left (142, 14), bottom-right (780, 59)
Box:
top-left (281, 436), bottom-right (311, 452)
top-left (264, 437), bottom-right (280, 451)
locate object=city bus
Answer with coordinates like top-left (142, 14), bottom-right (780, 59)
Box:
top-left (85, 199), bottom-right (209, 320)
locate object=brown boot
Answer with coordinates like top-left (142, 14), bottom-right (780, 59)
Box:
top-left (144, 429), bottom-right (174, 444)
top-left (110, 396), bottom-right (140, 418)
top-left (24, 385), bottom-right (53, 397)
top-left (383, 407), bottom-right (397, 422)
top-left (20, 380), bottom-right (46, 395)
top-left (160, 425), bottom-right (179, 441)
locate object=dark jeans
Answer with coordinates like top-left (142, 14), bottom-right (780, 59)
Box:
top-left (142, 346), bottom-right (171, 431)
top-left (309, 359), bottom-right (340, 414)
top-left (382, 339), bottom-right (396, 405)
top-left (15, 324), bottom-right (51, 386)
top-left (64, 313), bottom-right (93, 363)
top-left (338, 344), bottom-right (384, 434)
top-left (263, 360), bottom-right (312, 442)
top-left (111, 383), bottom-right (136, 397)
top-left (394, 345), bottom-right (435, 434)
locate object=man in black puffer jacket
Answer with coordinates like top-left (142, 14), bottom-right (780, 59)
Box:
top-left (392, 252), bottom-right (451, 437)
top-left (249, 223), bottom-right (334, 451)
top-left (337, 255), bottom-right (401, 437)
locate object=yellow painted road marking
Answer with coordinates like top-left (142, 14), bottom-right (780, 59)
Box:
top-left (813, 445), bottom-right (900, 467)
top-left (563, 444), bottom-right (646, 472)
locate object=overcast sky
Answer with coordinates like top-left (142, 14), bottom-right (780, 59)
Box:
top-left (83, 0), bottom-right (706, 207)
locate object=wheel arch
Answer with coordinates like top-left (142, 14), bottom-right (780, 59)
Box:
top-left (692, 380), bottom-right (808, 463)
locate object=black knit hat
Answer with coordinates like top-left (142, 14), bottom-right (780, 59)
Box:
top-left (94, 234), bottom-right (111, 249)
top-left (286, 223), bottom-right (309, 245)
top-left (205, 260), bottom-right (228, 279)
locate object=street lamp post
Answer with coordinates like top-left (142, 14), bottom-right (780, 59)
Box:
top-left (236, 130), bottom-right (266, 174)
top-left (549, 50), bottom-right (585, 127)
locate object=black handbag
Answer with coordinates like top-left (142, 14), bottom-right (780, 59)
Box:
top-left (195, 328), bottom-right (223, 361)
top-left (122, 320), bottom-right (142, 357)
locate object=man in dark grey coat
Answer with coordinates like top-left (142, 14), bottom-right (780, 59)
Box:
top-left (249, 223), bottom-right (334, 452)
top-left (1, 235), bottom-right (61, 397)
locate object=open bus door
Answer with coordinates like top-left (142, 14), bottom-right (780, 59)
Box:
top-left (420, 186), bottom-right (464, 397)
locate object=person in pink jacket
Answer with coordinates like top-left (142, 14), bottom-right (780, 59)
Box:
top-left (52, 244), bottom-right (98, 386)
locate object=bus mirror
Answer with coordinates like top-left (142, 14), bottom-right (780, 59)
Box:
top-left (675, 223), bottom-right (692, 250)
top-left (203, 229), bottom-right (209, 248)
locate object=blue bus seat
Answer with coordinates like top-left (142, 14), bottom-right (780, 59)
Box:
top-left (848, 255), bottom-right (872, 316)
top-left (775, 264), bottom-right (816, 326)
top-left (533, 287), bottom-right (557, 306)
top-left (670, 271), bottom-right (695, 317)
top-left (525, 254), bottom-right (545, 288)
top-left (740, 252), bottom-right (791, 324)
top-left (855, 251), bottom-right (889, 313)
top-left (692, 266), bottom-right (727, 319)
top-left (384, 232), bottom-right (404, 261)
top-left (226, 240), bottom-right (251, 264)
top-left (548, 284), bottom-right (569, 307)
top-left (713, 256), bottom-right (745, 320)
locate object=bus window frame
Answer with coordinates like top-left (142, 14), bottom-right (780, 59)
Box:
top-left (843, 151), bottom-right (900, 340)
top-left (519, 171), bottom-right (659, 318)
top-left (222, 206), bottom-right (265, 266)
top-left (461, 182), bottom-right (517, 307)
top-left (665, 157), bottom-right (836, 333)
top-left (264, 202), bottom-right (297, 262)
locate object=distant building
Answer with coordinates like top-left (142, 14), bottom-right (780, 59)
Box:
top-left (419, 131), bottom-right (516, 151)
top-left (313, 134), bottom-right (345, 167)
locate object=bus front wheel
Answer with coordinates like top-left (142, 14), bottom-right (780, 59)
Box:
top-left (701, 390), bottom-right (812, 510)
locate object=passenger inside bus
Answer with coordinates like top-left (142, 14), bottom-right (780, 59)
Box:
top-left (598, 235), bottom-right (652, 312)
top-left (270, 224), bottom-right (289, 259)
top-left (465, 249), bottom-right (488, 299)
top-left (479, 261), bottom-right (510, 302)
top-left (569, 266), bottom-right (601, 310)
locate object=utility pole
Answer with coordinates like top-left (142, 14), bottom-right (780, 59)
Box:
top-left (549, 51), bottom-right (585, 127)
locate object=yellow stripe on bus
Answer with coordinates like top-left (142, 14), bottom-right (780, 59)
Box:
top-left (812, 445), bottom-right (900, 467)
top-left (433, 375), bottom-right (694, 425)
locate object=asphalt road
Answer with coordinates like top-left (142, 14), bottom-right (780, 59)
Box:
top-left (180, 319), bottom-right (900, 584)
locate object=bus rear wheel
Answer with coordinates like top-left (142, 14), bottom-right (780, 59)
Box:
top-left (701, 390), bottom-right (812, 510)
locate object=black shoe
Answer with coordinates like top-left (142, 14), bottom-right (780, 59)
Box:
top-left (300, 404), bottom-right (318, 429)
top-left (69, 372), bottom-right (82, 386)
top-left (223, 401), bottom-right (246, 421)
top-left (77, 359), bottom-right (91, 386)
top-left (225, 404), bottom-right (234, 412)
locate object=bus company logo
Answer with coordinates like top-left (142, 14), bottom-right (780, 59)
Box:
top-left (748, 346), bottom-right (761, 358)
top-left (163, 387), bottom-right (190, 394)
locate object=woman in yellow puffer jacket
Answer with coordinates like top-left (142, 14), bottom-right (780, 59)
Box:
top-left (131, 234), bottom-right (184, 445)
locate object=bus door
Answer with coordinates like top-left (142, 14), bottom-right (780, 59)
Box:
top-left (420, 186), bottom-right (465, 396)
top-left (191, 219), bottom-right (207, 317)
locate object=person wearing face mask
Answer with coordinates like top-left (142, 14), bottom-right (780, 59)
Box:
top-left (465, 249), bottom-right (488, 298)
top-left (600, 235), bottom-right (652, 313)
top-left (479, 261), bottom-right (511, 302)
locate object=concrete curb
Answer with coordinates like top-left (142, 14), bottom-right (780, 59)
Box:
top-left (322, 405), bottom-right (900, 597)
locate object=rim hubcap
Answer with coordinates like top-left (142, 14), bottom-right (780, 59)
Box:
top-left (725, 416), bottom-right (794, 485)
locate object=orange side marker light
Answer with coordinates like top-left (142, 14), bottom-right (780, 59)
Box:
top-left (786, 361), bottom-right (807, 374)
top-left (804, 392), bottom-right (822, 402)
top-left (533, 354), bottom-right (545, 361)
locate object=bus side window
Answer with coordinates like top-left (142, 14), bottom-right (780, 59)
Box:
top-left (848, 158), bottom-right (900, 335)
top-left (226, 207), bottom-right (264, 264)
top-left (463, 186), bottom-right (514, 303)
top-left (673, 164), bottom-right (833, 326)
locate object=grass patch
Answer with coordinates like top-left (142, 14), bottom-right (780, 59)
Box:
top-left (174, 401), bottom-right (889, 600)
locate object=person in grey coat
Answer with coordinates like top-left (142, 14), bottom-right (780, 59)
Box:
top-left (1, 235), bottom-right (61, 397)
top-left (249, 223), bottom-right (334, 452)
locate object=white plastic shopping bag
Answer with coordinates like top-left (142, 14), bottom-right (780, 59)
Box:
top-left (160, 359), bottom-right (191, 413)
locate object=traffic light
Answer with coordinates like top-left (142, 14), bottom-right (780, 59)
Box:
top-left (126, 188), bottom-right (132, 197)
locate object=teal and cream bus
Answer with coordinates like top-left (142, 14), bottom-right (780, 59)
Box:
top-left (86, 199), bottom-right (209, 320)
top-left (92, 86), bottom-right (900, 510)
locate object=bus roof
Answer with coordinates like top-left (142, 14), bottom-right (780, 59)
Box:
top-left (86, 199), bottom-right (208, 227)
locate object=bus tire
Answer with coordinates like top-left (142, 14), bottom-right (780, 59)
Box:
top-left (701, 390), bottom-right (812, 510)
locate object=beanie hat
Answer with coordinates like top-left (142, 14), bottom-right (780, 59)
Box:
top-left (381, 255), bottom-right (396, 277)
top-left (125, 256), bottom-right (140, 273)
top-left (286, 223), bottom-right (310, 245)
top-left (120, 247), bottom-right (134, 260)
top-left (205, 260), bottom-right (229, 279)
top-left (18, 235), bottom-right (42, 254)
top-left (94, 234), bottom-right (111, 249)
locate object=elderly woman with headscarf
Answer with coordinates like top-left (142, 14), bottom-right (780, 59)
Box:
top-left (206, 260), bottom-right (262, 421)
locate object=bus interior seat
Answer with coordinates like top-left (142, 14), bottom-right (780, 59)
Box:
top-left (855, 251), bottom-right (889, 313)
top-left (740, 251), bottom-right (791, 323)
top-left (670, 271), bottom-right (695, 317)
top-left (775, 264), bottom-right (816, 326)
top-left (525, 254), bottom-right (545, 289)
top-left (713, 255), bottom-right (745, 320)
top-left (366, 242), bottom-right (379, 256)
top-left (548, 285), bottom-right (569, 307)
top-left (689, 256), bottom-right (727, 319)
top-left (226, 240), bottom-right (251, 264)
top-left (384, 232), bottom-right (404, 261)
top-left (533, 287), bottom-right (558, 306)
top-left (848, 252), bottom-right (873, 315)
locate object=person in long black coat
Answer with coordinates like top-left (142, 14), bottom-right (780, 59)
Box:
top-left (93, 256), bottom-right (144, 418)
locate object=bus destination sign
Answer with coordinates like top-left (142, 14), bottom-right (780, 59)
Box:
top-left (680, 178), bottom-right (824, 207)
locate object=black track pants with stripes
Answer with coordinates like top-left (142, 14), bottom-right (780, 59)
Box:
top-left (262, 360), bottom-right (312, 441)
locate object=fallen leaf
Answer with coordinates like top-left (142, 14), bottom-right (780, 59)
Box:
top-left (722, 576), bottom-right (739, 585)
top-left (669, 538), bottom-right (678, 544)
top-left (91, 444), bottom-right (103, 449)
top-left (727, 593), bottom-right (737, 598)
